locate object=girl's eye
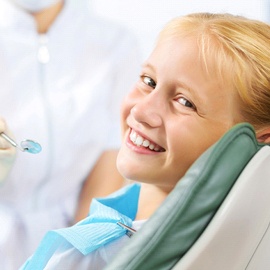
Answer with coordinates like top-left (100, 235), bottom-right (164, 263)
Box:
top-left (142, 76), bottom-right (156, 89)
top-left (177, 97), bottom-right (195, 109)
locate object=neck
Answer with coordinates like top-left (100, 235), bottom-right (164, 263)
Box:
top-left (31, 1), bottom-right (64, 34)
top-left (135, 183), bottom-right (169, 220)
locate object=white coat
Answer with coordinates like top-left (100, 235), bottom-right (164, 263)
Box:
top-left (0, 0), bottom-right (141, 269)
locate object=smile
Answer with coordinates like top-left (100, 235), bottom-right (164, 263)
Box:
top-left (129, 129), bottom-right (165, 152)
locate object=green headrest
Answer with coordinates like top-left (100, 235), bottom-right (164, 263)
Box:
top-left (105, 123), bottom-right (262, 270)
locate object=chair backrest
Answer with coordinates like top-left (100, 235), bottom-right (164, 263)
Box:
top-left (173, 145), bottom-right (270, 270)
top-left (105, 123), bottom-right (264, 270)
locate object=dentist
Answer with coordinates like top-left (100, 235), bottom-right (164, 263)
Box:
top-left (0, 118), bottom-right (16, 183)
top-left (0, 0), bottom-right (141, 269)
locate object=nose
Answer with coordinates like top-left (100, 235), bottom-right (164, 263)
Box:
top-left (130, 92), bottom-right (163, 128)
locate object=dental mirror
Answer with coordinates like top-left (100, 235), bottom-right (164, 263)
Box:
top-left (0, 132), bottom-right (42, 154)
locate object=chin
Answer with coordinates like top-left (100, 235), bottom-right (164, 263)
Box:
top-left (117, 163), bottom-right (135, 181)
top-left (116, 156), bottom-right (140, 182)
top-left (116, 154), bottom-right (128, 179)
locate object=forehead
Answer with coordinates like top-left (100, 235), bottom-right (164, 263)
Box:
top-left (148, 34), bottom-right (232, 91)
top-left (149, 36), bottom-right (203, 72)
top-left (154, 31), bottom-right (231, 84)
top-left (147, 36), bottom-right (214, 89)
top-left (143, 35), bottom-right (239, 117)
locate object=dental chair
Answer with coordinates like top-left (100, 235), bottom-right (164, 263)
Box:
top-left (105, 123), bottom-right (270, 270)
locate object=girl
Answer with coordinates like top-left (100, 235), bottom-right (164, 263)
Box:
top-left (21, 12), bottom-right (270, 269)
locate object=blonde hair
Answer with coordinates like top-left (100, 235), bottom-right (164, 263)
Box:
top-left (158, 13), bottom-right (270, 130)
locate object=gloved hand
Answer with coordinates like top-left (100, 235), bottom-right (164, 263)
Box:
top-left (0, 118), bottom-right (16, 183)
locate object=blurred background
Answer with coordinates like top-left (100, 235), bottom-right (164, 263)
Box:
top-left (91, 0), bottom-right (270, 59)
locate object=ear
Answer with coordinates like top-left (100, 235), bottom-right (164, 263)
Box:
top-left (256, 127), bottom-right (270, 143)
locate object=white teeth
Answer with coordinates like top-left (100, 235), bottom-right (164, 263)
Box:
top-left (149, 144), bottom-right (155, 150)
top-left (129, 129), bottom-right (163, 152)
top-left (142, 140), bottom-right (150, 147)
top-left (135, 136), bottom-right (143, 146)
top-left (130, 131), bottom-right (136, 142)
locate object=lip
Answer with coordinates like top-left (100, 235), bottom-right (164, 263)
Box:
top-left (125, 128), bottom-right (165, 154)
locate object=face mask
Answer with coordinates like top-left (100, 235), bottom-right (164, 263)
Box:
top-left (11, 0), bottom-right (62, 12)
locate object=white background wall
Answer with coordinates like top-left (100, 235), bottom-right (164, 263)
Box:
top-left (91, 0), bottom-right (270, 59)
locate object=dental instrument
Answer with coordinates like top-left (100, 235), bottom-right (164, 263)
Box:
top-left (0, 132), bottom-right (42, 154)
top-left (117, 222), bottom-right (137, 238)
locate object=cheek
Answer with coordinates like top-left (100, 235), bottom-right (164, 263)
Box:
top-left (171, 124), bottom-right (230, 171)
top-left (120, 96), bottom-right (132, 138)
top-left (120, 96), bottom-right (130, 123)
top-left (120, 87), bottom-right (142, 124)
top-left (166, 125), bottom-right (216, 180)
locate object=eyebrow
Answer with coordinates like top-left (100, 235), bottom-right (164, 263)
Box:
top-left (141, 62), bottom-right (156, 72)
top-left (177, 80), bottom-right (205, 106)
top-left (176, 80), bottom-right (197, 97)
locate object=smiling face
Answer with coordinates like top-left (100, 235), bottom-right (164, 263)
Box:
top-left (117, 35), bottom-right (243, 193)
